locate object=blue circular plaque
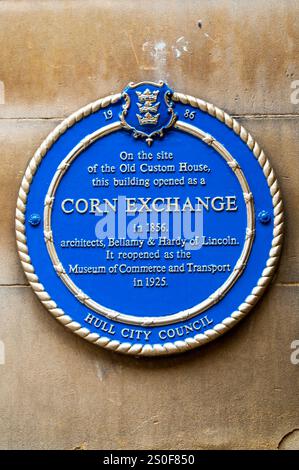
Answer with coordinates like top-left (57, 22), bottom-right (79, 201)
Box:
top-left (16, 81), bottom-right (284, 356)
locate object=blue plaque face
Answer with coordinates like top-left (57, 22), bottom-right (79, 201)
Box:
top-left (16, 81), bottom-right (284, 356)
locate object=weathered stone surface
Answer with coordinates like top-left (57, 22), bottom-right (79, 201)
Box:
top-left (278, 429), bottom-right (299, 450)
top-left (1, 116), bottom-right (297, 285)
top-left (0, 284), bottom-right (298, 449)
top-left (0, 0), bottom-right (298, 451)
top-left (0, 0), bottom-right (298, 118)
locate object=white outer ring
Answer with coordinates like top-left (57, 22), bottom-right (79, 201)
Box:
top-left (15, 91), bottom-right (284, 356)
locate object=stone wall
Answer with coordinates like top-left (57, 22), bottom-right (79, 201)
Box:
top-left (0, 0), bottom-right (298, 449)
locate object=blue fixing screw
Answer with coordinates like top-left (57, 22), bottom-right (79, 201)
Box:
top-left (258, 210), bottom-right (271, 224)
top-left (28, 213), bottom-right (41, 226)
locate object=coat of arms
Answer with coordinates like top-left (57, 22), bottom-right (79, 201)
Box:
top-left (120, 80), bottom-right (177, 145)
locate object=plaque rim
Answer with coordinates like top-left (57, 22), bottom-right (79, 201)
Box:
top-left (15, 88), bottom-right (284, 356)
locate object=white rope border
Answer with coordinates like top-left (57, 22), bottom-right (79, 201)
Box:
top-left (15, 91), bottom-right (284, 356)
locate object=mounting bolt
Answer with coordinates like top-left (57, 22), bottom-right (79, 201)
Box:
top-left (258, 210), bottom-right (271, 224)
top-left (28, 213), bottom-right (41, 226)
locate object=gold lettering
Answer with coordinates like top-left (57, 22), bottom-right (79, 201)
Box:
top-left (61, 198), bottom-right (74, 214)
top-left (211, 196), bottom-right (225, 211)
top-left (226, 196), bottom-right (238, 211)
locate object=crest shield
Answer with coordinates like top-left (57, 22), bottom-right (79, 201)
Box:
top-left (120, 81), bottom-right (177, 145)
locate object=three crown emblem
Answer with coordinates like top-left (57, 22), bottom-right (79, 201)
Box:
top-left (120, 81), bottom-right (177, 145)
top-left (136, 88), bottom-right (160, 126)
